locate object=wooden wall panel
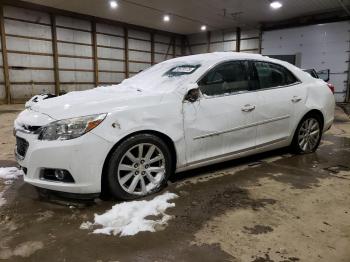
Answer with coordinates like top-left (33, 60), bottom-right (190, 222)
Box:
top-left (5, 19), bottom-right (51, 39)
top-left (0, 4), bottom-right (185, 103)
top-left (187, 28), bottom-right (260, 55)
top-left (0, 11), bottom-right (5, 101)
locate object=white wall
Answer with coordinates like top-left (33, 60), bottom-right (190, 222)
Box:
top-left (262, 21), bottom-right (350, 102)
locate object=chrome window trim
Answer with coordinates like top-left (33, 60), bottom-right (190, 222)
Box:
top-left (199, 81), bottom-right (302, 100)
top-left (251, 60), bottom-right (301, 84)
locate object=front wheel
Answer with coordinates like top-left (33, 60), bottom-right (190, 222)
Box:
top-left (291, 114), bottom-right (322, 154)
top-left (106, 134), bottom-right (173, 200)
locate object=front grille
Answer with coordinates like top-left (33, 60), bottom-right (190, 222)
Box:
top-left (22, 125), bottom-right (41, 133)
top-left (16, 136), bottom-right (29, 158)
top-left (25, 125), bottom-right (41, 132)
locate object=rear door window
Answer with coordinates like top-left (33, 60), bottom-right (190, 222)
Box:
top-left (253, 61), bottom-right (299, 89)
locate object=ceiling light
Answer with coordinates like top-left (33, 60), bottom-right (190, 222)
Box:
top-left (201, 25), bottom-right (207, 31)
top-left (109, 0), bottom-right (118, 9)
top-left (163, 15), bottom-right (170, 22)
top-left (270, 1), bottom-right (282, 9)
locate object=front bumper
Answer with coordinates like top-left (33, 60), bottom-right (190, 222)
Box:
top-left (15, 130), bottom-right (113, 194)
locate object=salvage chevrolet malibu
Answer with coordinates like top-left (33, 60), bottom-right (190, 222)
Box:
top-left (14, 52), bottom-right (335, 200)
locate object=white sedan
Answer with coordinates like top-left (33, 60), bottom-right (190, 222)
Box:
top-left (14, 52), bottom-right (335, 200)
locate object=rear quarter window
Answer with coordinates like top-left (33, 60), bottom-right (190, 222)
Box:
top-left (254, 61), bottom-right (299, 89)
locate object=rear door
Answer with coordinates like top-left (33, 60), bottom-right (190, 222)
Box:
top-left (251, 61), bottom-right (302, 146)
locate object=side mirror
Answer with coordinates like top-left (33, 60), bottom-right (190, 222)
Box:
top-left (184, 88), bottom-right (200, 103)
top-left (317, 69), bottom-right (330, 82)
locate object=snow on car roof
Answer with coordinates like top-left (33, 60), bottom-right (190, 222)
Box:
top-left (167, 52), bottom-right (265, 64)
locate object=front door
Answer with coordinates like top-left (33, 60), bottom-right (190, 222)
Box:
top-left (183, 60), bottom-right (258, 165)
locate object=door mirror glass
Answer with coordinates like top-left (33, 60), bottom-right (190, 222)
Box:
top-left (317, 69), bottom-right (330, 82)
top-left (184, 88), bottom-right (200, 103)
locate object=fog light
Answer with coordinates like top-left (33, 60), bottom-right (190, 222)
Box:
top-left (55, 169), bottom-right (66, 180)
top-left (40, 168), bottom-right (75, 183)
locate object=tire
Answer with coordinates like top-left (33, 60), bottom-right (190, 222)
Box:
top-left (106, 134), bottom-right (173, 200)
top-left (291, 113), bottom-right (323, 154)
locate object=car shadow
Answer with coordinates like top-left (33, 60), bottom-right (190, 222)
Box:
top-left (17, 147), bottom-right (292, 206)
top-left (169, 147), bottom-right (292, 183)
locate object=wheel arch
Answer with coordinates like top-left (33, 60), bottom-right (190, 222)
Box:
top-left (291, 108), bottom-right (325, 143)
top-left (100, 130), bottom-right (177, 196)
top-left (302, 109), bottom-right (325, 129)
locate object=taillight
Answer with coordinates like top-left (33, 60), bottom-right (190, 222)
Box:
top-left (327, 83), bottom-right (335, 94)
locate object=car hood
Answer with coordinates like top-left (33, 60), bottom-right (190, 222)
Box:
top-left (28, 83), bottom-right (166, 120)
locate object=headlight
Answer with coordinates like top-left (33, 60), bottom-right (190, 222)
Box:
top-left (38, 113), bottom-right (107, 141)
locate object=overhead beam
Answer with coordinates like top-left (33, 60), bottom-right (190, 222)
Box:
top-left (337, 0), bottom-right (350, 16)
top-left (0, 5), bottom-right (10, 103)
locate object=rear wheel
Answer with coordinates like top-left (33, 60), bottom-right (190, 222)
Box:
top-left (106, 134), bottom-right (173, 200)
top-left (291, 114), bottom-right (322, 154)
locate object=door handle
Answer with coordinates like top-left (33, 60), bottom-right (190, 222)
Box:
top-left (241, 104), bottom-right (256, 112)
top-left (291, 96), bottom-right (302, 103)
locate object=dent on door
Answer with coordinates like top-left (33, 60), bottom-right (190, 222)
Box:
top-left (183, 98), bottom-right (232, 163)
top-left (183, 93), bottom-right (258, 165)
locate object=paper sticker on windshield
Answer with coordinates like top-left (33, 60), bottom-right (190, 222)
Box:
top-left (165, 65), bottom-right (200, 76)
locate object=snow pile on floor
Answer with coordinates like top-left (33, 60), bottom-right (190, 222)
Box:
top-left (0, 191), bottom-right (6, 207)
top-left (0, 167), bottom-right (23, 207)
top-left (80, 192), bottom-right (178, 236)
top-left (0, 167), bottom-right (24, 181)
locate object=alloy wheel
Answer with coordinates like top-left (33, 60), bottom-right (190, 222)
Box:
top-left (298, 118), bottom-right (320, 152)
top-left (117, 143), bottom-right (166, 195)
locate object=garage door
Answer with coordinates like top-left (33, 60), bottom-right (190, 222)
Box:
top-left (262, 21), bottom-right (350, 102)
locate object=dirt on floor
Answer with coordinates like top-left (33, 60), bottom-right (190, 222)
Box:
top-left (0, 105), bottom-right (350, 262)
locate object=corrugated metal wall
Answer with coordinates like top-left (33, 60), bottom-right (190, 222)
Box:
top-left (0, 5), bottom-right (183, 104)
top-left (186, 28), bottom-right (261, 54)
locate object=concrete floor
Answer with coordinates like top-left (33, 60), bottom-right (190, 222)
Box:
top-left (0, 105), bottom-right (350, 262)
